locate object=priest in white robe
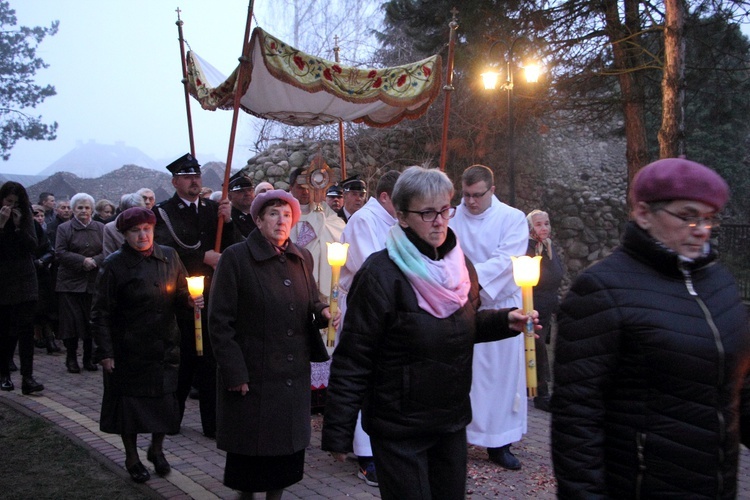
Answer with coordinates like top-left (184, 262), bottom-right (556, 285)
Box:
top-left (449, 164), bottom-right (529, 470)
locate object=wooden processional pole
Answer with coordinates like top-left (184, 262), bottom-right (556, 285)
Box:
top-left (214, 0), bottom-right (256, 252)
top-left (175, 7), bottom-right (196, 157)
top-left (438, 8), bottom-right (459, 172)
top-left (333, 35), bottom-right (347, 180)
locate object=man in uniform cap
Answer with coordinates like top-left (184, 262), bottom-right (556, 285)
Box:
top-left (326, 184), bottom-right (344, 212)
top-left (227, 171), bottom-right (256, 238)
top-left (337, 175), bottom-right (367, 223)
top-left (153, 152), bottom-right (238, 438)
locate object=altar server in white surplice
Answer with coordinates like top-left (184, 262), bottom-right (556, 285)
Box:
top-left (336, 170), bottom-right (400, 487)
top-left (449, 164), bottom-right (529, 471)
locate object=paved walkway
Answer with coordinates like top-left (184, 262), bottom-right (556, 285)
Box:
top-left (2, 348), bottom-right (749, 499)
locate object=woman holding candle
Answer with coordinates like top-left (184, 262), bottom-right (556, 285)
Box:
top-left (552, 158), bottom-right (750, 498)
top-left (525, 209), bottom-right (564, 412)
top-left (209, 189), bottom-right (335, 499)
top-left (322, 166), bottom-right (538, 500)
top-left (91, 207), bottom-right (199, 483)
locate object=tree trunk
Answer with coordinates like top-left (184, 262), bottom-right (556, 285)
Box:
top-left (658, 0), bottom-right (686, 158)
top-left (603, 0), bottom-right (650, 193)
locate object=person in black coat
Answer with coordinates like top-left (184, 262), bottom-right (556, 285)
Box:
top-left (152, 153), bottom-right (237, 439)
top-left (91, 207), bottom-right (201, 483)
top-left (525, 209), bottom-right (564, 412)
top-left (552, 158), bottom-right (750, 499)
top-left (322, 166), bottom-right (536, 500)
top-left (0, 181), bottom-right (44, 394)
top-left (209, 189), bottom-right (335, 498)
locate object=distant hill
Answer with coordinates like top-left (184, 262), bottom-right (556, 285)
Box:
top-left (25, 162), bottom-right (234, 206)
top-left (37, 141), bottom-right (161, 178)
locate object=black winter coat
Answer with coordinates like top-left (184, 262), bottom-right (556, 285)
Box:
top-left (552, 221), bottom-right (750, 499)
top-left (209, 229), bottom-right (329, 456)
top-left (322, 237), bottom-right (519, 453)
top-left (91, 244), bottom-right (190, 397)
top-left (0, 205), bottom-right (37, 305)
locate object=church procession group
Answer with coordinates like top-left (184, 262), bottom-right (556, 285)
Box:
top-left (1, 151), bottom-right (749, 499)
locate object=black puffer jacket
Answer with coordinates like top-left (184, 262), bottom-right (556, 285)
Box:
top-left (322, 229), bottom-right (519, 451)
top-left (552, 222), bottom-right (750, 499)
top-left (91, 243), bottom-right (190, 397)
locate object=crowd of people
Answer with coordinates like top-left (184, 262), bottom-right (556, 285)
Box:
top-left (1, 154), bottom-right (748, 499)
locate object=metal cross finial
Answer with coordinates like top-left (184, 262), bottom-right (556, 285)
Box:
top-left (450, 7), bottom-right (459, 20)
top-left (176, 7), bottom-right (182, 21)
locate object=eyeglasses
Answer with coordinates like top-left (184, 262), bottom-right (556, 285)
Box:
top-left (403, 206), bottom-right (457, 222)
top-left (462, 187), bottom-right (491, 200)
top-left (660, 208), bottom-right (719, 229)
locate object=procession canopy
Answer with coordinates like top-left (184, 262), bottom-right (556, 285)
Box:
top-left (186, 27), bottom-right (443, 127)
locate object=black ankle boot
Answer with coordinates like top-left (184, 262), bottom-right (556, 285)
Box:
top-left (21, 376), bottom-right (44, 395)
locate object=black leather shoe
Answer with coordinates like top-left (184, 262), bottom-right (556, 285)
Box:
top-left (21, 376), bottom-right (44, 395)
top-left (83, 360), bottom-right (98, 372)
top-left (126, 461), bottom-right (150, 483)
top-left (0, 376), bottom-right (13, 391)
top-left (66, 358), bottom-right (80, 374)
top-left (147, 447), bottom-right (171, 476)
top-left (488, 445), bottom-right (522, 470)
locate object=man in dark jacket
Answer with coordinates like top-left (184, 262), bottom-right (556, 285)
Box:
top-left (226, 171), bottom-right (256, 238)
top-left (152, 153), bottom-right (235, 439)
top-left (552, 158), bottom-right (750, 499)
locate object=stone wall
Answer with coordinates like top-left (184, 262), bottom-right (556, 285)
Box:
top-left (240, 122), bottom-right (630, 293)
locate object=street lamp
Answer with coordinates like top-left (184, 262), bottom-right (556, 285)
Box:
top-left (481, 38), bottom-right (539, 207)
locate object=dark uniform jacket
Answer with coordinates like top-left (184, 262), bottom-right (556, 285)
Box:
top-left (209, 228), bottom-right (329, 456)
top-left (231, 205), bottom-right (257, 238)
top-left (322, 228), bottom-right (519, 452)
top-left (91, 244), bottom-right (190, 397)
top-left (552, 221), bottom-right (750, 499)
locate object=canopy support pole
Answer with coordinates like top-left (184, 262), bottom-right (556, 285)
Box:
top-left (439, 8), bottom-right (459, 172)
top-left (334, 36), bottom-right (347, 180)
top-left (176, 7), bottom-right (196, 157)
top-left (215, 0), bottom-right (256, 252)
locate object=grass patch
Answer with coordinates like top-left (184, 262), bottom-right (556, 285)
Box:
top-left (0, 402), bottom-right (153, 500)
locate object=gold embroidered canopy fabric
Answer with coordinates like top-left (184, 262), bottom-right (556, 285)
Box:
top-left (186, 27), bottom-right (442, 127)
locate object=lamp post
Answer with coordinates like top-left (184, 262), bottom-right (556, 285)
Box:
top-left (481, 39), bottom-right (539, 207)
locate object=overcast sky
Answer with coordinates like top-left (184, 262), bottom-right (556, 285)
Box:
top-left (4, 0), bottom-right (289, 175)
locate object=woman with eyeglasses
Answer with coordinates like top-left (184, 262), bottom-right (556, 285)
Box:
top-left (552, 158), bottom-right (750, 498)
top-left (322, 166), bottom-right (539, 499)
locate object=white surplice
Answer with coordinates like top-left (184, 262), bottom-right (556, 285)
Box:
top-left (449, 196), bottom-right (530, 448)
top-left (337, 196), bottom-right (397, 457)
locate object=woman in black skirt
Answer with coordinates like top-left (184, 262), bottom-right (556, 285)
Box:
top-left (91, 207), bottom-right (201, 483)
top-left (209, 190), bottom-right (336, 499)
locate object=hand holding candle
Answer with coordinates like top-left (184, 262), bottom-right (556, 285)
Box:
top-left (511, 255), bottom-right (542, 397)
top-left (326, 242), bottom-right (349, 347)
top-left (186, 275), bottom-right (205, 356)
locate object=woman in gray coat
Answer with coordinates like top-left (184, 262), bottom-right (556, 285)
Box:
top-left (54, 192), bottom-right (105, 373)
top-left (209, 189), bottom-right (335, 499)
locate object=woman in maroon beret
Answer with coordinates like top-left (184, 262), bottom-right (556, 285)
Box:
top-left (91, 207), bottom-right (203, 483)
top-left (552, 158), bottom-right (750, 498)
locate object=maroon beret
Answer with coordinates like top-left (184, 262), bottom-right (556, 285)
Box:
top-left (250, 189), bottom-right (301, 227)
top-left (116, 207), bottom-right (156, 233)
top-left (631, 158), bottom-right (729, 211)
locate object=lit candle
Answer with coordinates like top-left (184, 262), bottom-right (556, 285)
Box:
top-left (186, 275), bottom-right (205, 356)
top-left (326, 242), bottom-right (349, 347)
top-left (511, 255), bottom-right (542, 397)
